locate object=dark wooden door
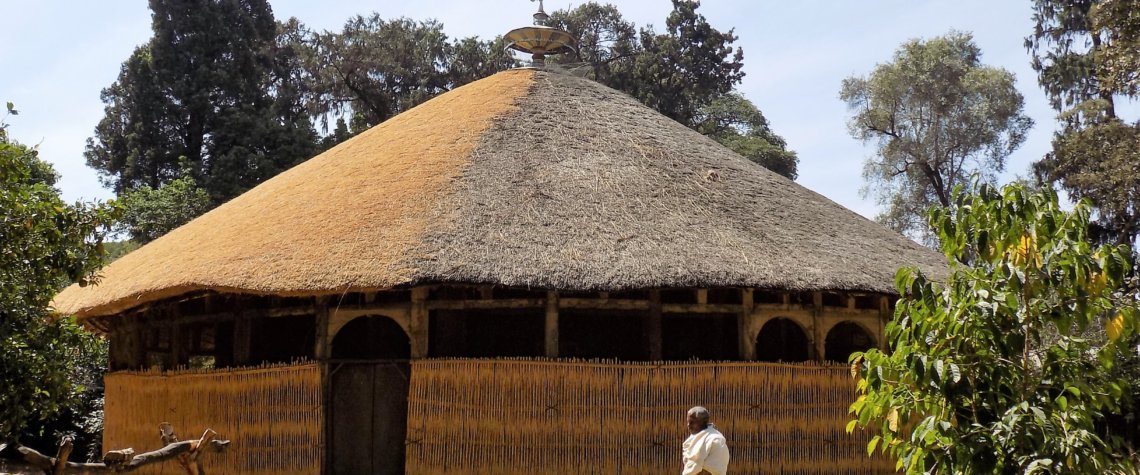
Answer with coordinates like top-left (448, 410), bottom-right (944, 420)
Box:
top-left (330, 361), bottom-right (409, 475)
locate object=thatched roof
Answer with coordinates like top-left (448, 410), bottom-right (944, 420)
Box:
top-left (54, 69), bottom-right (947, 318)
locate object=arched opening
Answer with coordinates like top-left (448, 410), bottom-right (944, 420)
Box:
top-left (754, 318), bottom-right (809, 362)
top-left (824, 321), bottom-right (875, 363)
top-left (329, 316), bottom-right (409, 475)
top-left (331, 315), bottom-right (410, 360)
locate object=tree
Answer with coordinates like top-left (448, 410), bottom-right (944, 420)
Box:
top-left (117, 176), bottom-right (212, 244)
top-left (1027, 0), bottom-right (1140, 248)
top-left (86, 0), bottom-right (319, 205)
top-left (848, 183), bottom-right (1138, 473)
top-left (841, 32), bottom-right (1033, 240)
top-left (300, 15), bottom-right (515, 133)
top-left (693, 92), bottom-right (798, 179)
top-left (546, 1), bottom-right (798, 178)
top-left (547, 0), bottom-right (744, 127)
top-left (0, 105), bottom-right (117, 452)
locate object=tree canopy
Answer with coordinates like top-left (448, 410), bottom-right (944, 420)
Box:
top-left (0, 104), bottom-right (116, 449)
top-left (85, 0), bottom-right (319, 205)
top-left (546, 0), bottom-right (797, 178)
top-left (1027, 0), bottom-right (1140, 248)
top-left (86, 0), bottom-right (799, 245)
top-left (841, 32), bottom-right (1032, 240)
top-left (850, 183), bottom-right (1138, 473)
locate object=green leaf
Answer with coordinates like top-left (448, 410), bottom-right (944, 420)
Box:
top-left (867, 435), bottom-right (881, 456)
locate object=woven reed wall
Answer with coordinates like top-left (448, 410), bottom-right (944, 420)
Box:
top-left (406, 359), bottom-right (892, 475)
top-left (103, 362), bottom-right (322, 475)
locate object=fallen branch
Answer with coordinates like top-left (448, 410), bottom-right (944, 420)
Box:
top-left (1, 424), bottom-right (229, 475)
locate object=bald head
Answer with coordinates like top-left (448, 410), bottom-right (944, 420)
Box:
top-left (686, 406), bottom-right (710, 434)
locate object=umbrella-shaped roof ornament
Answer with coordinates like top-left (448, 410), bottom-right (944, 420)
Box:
top-left (505, 0), bottom-right (577, 68)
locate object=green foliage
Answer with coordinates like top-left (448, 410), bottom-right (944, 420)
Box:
top-left (694, 92), bottom-right (798, 179)
top-left (547, 0), bottom-right (744, 127)
top-left (302, 15), bottom-right (516, 132)
top-left (841, 32), bottom-right (1033, 240)
top-left (0, 111), bottom-right (117, 445)
top-left (118, 176), bottom-right (212, 244)
top-left (86, 0), bottom-right (319, 204)
top-left (1094, 0), bottom-right (1140, 97)
top-left (849, 183), bottom-right (1138, 473)
top-left (547, 1), bottom-right (797, 178)
top-left (1027, 0), bottom-right (1140, 248)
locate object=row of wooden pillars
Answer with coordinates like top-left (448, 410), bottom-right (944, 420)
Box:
top-left (325, 286), bottom-right (887, 363)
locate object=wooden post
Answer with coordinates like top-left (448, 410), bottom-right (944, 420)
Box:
top-left (410, 286), bottom-right (429, 358)
top-left (545, 291), bottom-right (559, 358)
top-left (812, 291), bottom-right (825, 361)
top-left (314, 297), bottom-right (330, 360)
top-left (52, 436), bottom-right (72, 474)
top-left (647, 290), bottom-right (662, 360)
top-left (738, 288), bottom-right (755, 360)
top-left (696, 288), bottom-right (708, 305)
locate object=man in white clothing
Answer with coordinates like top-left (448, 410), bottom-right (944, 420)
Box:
top-left (681, 406), bottom-right (730, 475)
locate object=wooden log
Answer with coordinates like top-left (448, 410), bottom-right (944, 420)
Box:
top-left (52, 436), bottom-right (72, 474)
top-left (6, 437), bottom-right (229, 475)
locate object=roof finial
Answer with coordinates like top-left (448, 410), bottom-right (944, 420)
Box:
top-left (532, 0), bottom-right (548, 24)
top-left (505, 0), bottom-right (577, 68)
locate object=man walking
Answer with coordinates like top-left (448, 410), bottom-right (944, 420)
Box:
top-left (682, 406), bottom-right (730, 475)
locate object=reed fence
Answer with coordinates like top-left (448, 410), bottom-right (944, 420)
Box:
top-left (103, 362), bottom-right (322, 475)
top-left (406, 359), bottom-right (892, 475)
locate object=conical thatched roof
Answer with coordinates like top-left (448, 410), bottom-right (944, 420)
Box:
top-left (54, 69), bottom-right (947, 319)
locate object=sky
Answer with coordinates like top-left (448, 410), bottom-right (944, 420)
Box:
top-left (2, 1), bottom-right (1134, 219)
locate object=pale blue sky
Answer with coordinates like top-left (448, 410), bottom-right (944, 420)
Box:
top-left (2, 1), bottom-right (1131, 219)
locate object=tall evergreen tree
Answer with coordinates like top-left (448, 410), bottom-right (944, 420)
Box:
top-left (1027, 0), bottom-right (1140, 247)
top-left (86, 0), bottom-right (318, 206)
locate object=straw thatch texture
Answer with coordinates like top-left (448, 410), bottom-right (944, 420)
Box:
top-left (405, 359), bottom-right (892, 474)
top-left (55, 68), bottom-right (946, 320)
top-left (53, 70), bottom-right (534, 318)
top-left (103, 363), bottom-right (322, 475)
top-left (412, 70), bottom-right (945, 294)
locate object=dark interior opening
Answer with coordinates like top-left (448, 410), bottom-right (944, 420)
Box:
top-left (824, 321), bottom-right (876, 363)
top-left (855, 294), bottom-right (881, 310)
top-left (755, 318), bottom-right (810, 362)
top-left (250, 314), bottom-right (315, 364)
top-left (707, 288), bottom-right (741, 305)
top-left (754, 291), bottom-right (783, 305)
top-left (661, 289), bottom-right (697, 304)
top-left (493, 287), bottom-right (546, 299)
top-left (822, 292), bottom-right (845, 307)
top-left (332, 316), bottom-right (410, 360)
top-left (429, 309), bottom-right (544, 357)
top-left (662, 312), bottom-right (739, 360)
top-left (560, 309), bottom-right (649, 360)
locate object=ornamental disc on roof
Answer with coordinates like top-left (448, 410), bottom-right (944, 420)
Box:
top-left (504, 0), bottom-right (577, 68)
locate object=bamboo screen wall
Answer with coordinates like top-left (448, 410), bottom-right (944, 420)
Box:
top-left (406, 359), bottom-right (893, 475)
top-left (103, 362), bottom-right (322, 475)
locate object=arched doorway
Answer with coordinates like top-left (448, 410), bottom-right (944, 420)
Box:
top-left (755, 318), bottom-right (810, 362)
top-left (824, 321), bottom-right (875, 363)
top-left (329, 316), bottom-right (410, 475)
